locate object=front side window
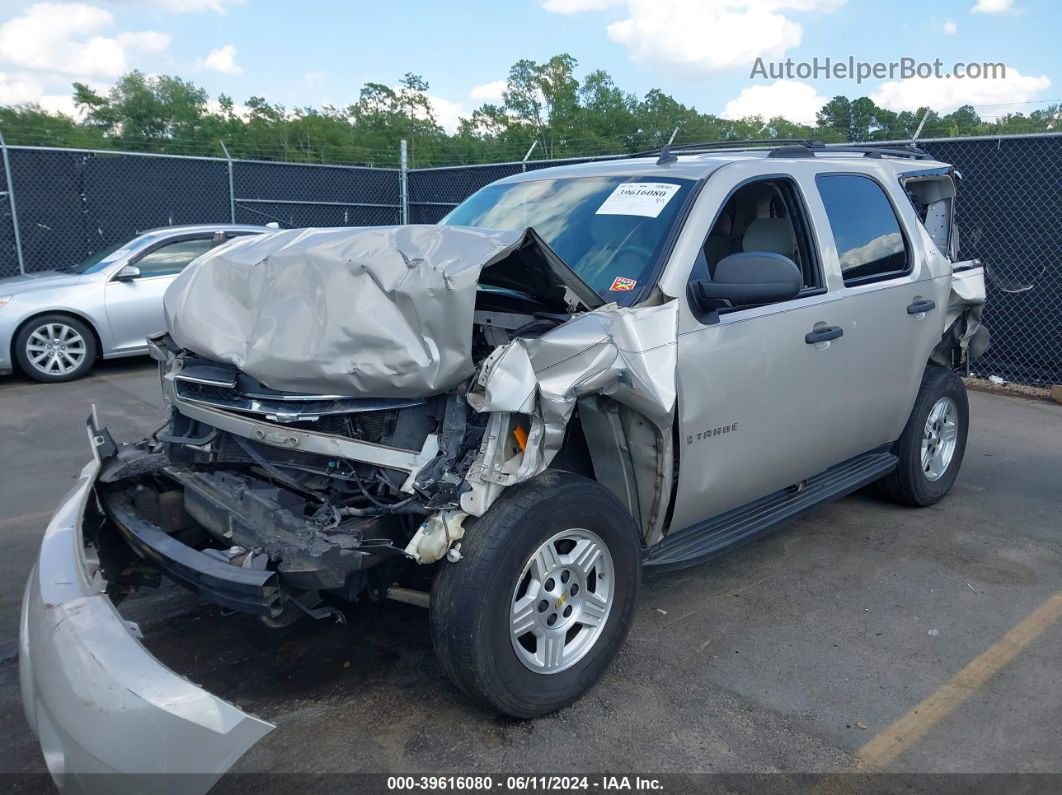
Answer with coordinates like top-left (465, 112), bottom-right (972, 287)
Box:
top-left (134, 238), bottom-right (213, 277)
top-left (816, 174), bottom-right (909, 285)
top-left (695, 177), bottom-right (821, 291)
top-left (442, 175), bottom-right (693, 302)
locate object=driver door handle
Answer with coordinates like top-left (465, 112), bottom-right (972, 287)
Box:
top-left (805, 326), bottom-right (843, 344)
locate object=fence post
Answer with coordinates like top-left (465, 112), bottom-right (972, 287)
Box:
top-left (912, 109), bottom-right (930, 142)
top-left (0, 130), bottom-right (26, 275)
top-left (399, 139), bottom-right (409, 225)
top-left (220, 140), bottom-right (236, 224)
top-left (521, 140), bottom-right (539, 172)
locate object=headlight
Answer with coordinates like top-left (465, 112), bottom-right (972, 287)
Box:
top-left (0, 295), bottom-right (11, 310)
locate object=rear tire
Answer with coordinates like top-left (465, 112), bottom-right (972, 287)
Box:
top-left (877, 366), bottom-right (969, 507)
top-left (430, 470), bottom-right (641, 718)
top-left (14, 314), bottom-right (97, 383)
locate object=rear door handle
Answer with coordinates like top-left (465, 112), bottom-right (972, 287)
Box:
top-left (805, 326), bottom-right (843, 344)
top-left (907, 298), bottom-right (936, 315)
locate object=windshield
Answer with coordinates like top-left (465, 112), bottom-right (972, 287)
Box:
top-left (442, 175), bottom-right (693, 301)
top-left (60, 238), bottom-right (146, 274)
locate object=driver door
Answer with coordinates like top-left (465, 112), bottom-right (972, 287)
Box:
top-left (104, 236), bottom-right (214, 353)
top-left (668, 169), bottom-right (855, 531)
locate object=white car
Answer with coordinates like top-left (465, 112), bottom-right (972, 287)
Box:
top-left (0, 224), bottom-right (267, 382)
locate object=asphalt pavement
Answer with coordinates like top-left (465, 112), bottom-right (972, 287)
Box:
top-left (1, 359), bottom-right (1060, 788)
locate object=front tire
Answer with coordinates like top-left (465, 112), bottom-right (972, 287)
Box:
top-left (14, 314), bottom-right (97, 382)
top-left (430, 471), bottom-right (641, 718)
top-left (877, 366), bottom-right (969, 507)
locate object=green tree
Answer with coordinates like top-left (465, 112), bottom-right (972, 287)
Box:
top-left (2, 54), bottom-right (1059, 166)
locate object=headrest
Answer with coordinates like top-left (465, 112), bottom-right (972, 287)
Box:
top-left (742, 218), bottom-right (796, 257)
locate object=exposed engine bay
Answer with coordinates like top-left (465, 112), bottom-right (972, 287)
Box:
top-left (91, 285), bottom-right (581, 623)
top-left (86, 224), bottom-right (681, 625)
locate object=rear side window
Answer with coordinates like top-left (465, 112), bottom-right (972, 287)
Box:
top-left (816, 175), bottom-right (909, 285)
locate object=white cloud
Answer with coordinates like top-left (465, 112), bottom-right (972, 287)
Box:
top-left (0, 70), bottom-right (96, 117)
top-left (0, 71), bottom-right (44, 104)
top-left (426, 95), bottom-right (465, 134)
top-left (111, 0), bottom-right (240, 13)
top-left (199, 44), bottom-right (242, 75)
top-left (604, 0), bottom-right (847, 74)
top-left (303, 71), bottom-right (327, 86)
top-left (870, 66), bottom-right (1050, 116)
top-left (0, 3), bottom-right (169, 78)
top-left (541, 0), bottom-right (623, 12)
top-left (840, 232), bottom-right (904, 270)
top-left (390, 84), bottom-right (466, 133)
top-left (39, 93), bottom-right (84, 117)
top-left (971, 0), bottom-right (1017, 14)
top-left (721, 79), bottom-right (826, 125)
top-left (470, 80), bottom-right (506, 102)
top-left (943, 18), bottom-right (957, 34)
top-left (206, 97), bottom-right (251, 119)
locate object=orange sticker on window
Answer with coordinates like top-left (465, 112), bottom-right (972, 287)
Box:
top-left (609, 276), bottom-right (637, 291)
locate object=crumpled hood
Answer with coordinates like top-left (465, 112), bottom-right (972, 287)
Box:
top-left (164, 224), bottom-right (600, 397)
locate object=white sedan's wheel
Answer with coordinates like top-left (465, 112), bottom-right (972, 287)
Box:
top-left (25, 322), bottom-right (89, 377)
top-left (15, 314), bottom-right (97, 383)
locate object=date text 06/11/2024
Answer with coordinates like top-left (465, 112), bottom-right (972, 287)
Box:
top-left (386, 776), bottom-right (665, 791)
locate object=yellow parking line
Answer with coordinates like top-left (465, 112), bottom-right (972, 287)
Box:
top-left (0, 510), bottom-right (54, 533)
top-left (857, 592), bottom-right (1062, 770)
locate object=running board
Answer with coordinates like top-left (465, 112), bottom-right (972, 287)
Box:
top-left (644, 450), bottom-right (897, 570)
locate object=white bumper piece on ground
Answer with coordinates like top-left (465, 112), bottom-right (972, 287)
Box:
top-left (19, 461), bottom-right (273, 794)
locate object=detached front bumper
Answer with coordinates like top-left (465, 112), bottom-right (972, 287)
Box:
top-left (19, 461), bottom-right (273, 794)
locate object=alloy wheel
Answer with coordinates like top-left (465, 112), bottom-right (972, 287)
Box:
top-left (25, 322), bottom-right (88, 377)
top-left (921, 396), bottom-right (959, 481)
top-left (510, 528), bottom-right (614, 674)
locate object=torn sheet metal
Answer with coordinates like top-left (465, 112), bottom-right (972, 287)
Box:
top-left (463, 299), bottom-right (679, 533)
top-left (932, 262), bottom-right (990, 366)
top-left (164, 225), bottom-right (599, 397)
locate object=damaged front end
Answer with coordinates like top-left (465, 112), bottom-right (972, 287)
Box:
top-left (89, 224), bottom-right (680, 628)
top-left (23, 224), bottom-right (674, 788)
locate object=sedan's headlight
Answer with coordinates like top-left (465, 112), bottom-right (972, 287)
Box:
top-left (0, 295), bottom-right (11, 310)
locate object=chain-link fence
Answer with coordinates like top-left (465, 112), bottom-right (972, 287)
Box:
top-left (0, 135), bottom-right (1059, 385)
top-left (0, 145), bottom-right (402, 279)
top-left (913, 135), bottom-right (1062, 387)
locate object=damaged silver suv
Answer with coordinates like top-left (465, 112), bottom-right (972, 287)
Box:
top-left (20, 141), bottom-right (988, 785)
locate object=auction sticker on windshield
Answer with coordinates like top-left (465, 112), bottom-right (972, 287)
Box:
top-left (595, 182), bottom-right (682, 218)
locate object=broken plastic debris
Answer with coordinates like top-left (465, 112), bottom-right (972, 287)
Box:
top-left (928, 628), bottom-right (940, 637)
top-left (988, 375), bottom-right (1007, 385)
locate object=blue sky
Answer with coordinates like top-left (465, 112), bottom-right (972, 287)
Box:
top-left (0, 0), bottom-right (1057, 132)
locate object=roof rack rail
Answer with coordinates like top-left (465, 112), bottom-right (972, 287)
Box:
top-left (767, 142), bottom-right (932, 160)
top-left (627, 139), bottom-right (931, 162)
top-left (627, 138), bottom-right (816, 159)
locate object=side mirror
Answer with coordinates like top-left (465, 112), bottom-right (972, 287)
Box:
top-left (691, 252), bottom-right (801, 311)
top-left (115, 264), bottom-right (141, 281)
